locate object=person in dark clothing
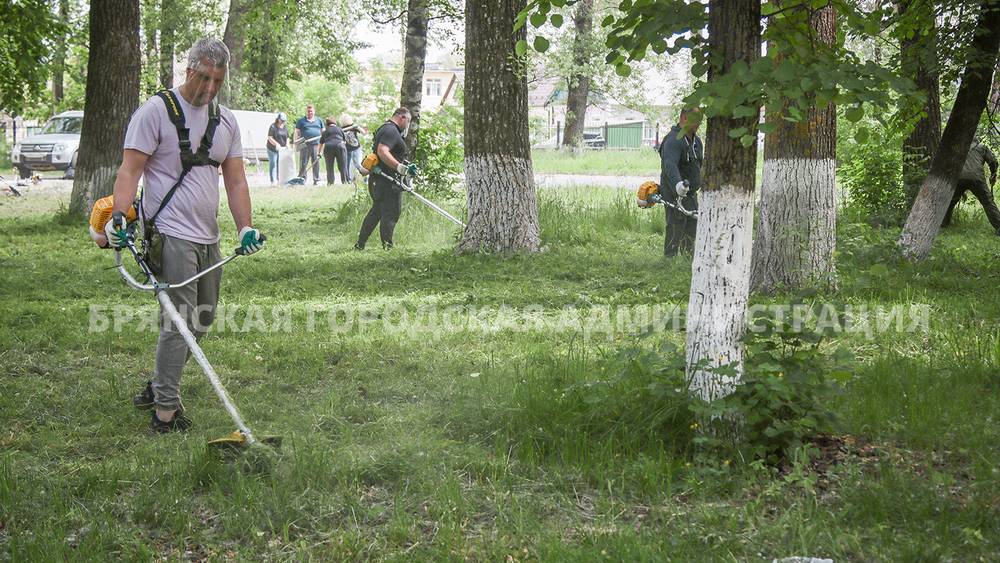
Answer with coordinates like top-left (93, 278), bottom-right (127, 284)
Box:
top-left (942, 139), bottom-right (1000, 234)
top-left (319, 116), bottom-right (348, 185)
top-left (266, 112), bottom-right (288, 185)
top-left (341, 114), bottom-right (366, 182)
top-left (658, 108), bottom-right (704, 256)
top-left (355, 107), bottom-right (418, 250)
top-left (295, 104), bottom-right (324, 184)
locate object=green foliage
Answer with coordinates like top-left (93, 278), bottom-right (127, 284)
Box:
top-left (838, 116), bottom-right (907, 227)
top-left (0, 0), bottom-right (69, 115)
top-left (271, 75), bottom-right (350, 123)
top-left (693, 311), bottom-right (853, 465)
top-left (517, 0), bottom-right (919, 146)
top-left (412, 106), bottom-right (464, 197)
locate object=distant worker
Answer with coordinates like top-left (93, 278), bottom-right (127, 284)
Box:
top-left (341, 114), bottom-right (366, 182)
top-left (294, 104), bottom-right (324, 185)
top-left (658, 107), bottom-right (703, 256)
top-left (355, 107), bottom-right (418, 250)
top-left (319, 116), bottom-right (348, 185)
top-left (942, 138), bottom-right (999, 234)
top-left (266, 112), bottom-right (288, 185)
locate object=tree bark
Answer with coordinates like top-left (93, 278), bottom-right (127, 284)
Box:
top-left (400, 0), bottom-right (429, 161)
top-left (686, 0), bottom-right (760, 402)
top-left (459, 0), bottom-right (540, 253)
top-left (561, 0), bottom-right (594, 151)
top-left (750, 7), bottom-right (836, 294)
top-left (898, 0), bottom-right (1000, 260)
top-left (899, 1), bottom-right (941, 207)
top-left (69, 0), bottom-right (140, 217)
top-left (159, 0), bottom-right (175, 88)
top-left (52, 0), bottom-right (70, 104)
top-left (221, 0), bottom-right (246, 106)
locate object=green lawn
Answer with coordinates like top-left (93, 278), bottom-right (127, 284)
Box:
top-left (531, 148), bottom-right (661, 176)
top-left (2, 184), bottom-right (1000, 560)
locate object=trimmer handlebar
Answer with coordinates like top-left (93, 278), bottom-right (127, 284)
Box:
top-left (114, 233), bottom-right (258, 292)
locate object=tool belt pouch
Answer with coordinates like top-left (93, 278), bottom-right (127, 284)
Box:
top-left (143, 221), bottom-right (165, 275)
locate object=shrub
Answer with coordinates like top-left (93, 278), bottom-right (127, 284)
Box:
top-left (412, 106), bottom-right (464, 198)
top-left (838, 127), bottom-right (907, 226)
top-left (693, 309), bottom-right (853, 464)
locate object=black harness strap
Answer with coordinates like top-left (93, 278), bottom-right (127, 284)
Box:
top-left (144, 90), bottom-right (222, 226)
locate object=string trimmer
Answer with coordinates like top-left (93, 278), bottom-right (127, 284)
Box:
top-left (355, 160), bottom-right (466, 228)
top-left (113, 228), bottom-right (279, 453)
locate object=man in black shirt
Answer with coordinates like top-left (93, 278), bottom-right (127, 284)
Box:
top-left (355, 107), bottom-right (417, 249)
top-left (658, 108), bottom-right (703, 256)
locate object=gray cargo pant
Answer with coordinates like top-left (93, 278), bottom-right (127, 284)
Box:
top-left (152, 235), bottom-right (222, 410)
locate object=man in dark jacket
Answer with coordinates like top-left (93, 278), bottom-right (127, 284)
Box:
top-left (943, 139), bottom-right (999, 233)
top-left (658, 108), bottom-right (703, 256)
top-left (355, 107), bottom-right (418, 250)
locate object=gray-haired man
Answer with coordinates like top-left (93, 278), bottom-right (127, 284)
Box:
top-left (105, 37), bottom-right (266, 432)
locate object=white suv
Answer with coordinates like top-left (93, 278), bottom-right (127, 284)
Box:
top-left (11, 111), bottom-right (83, 179)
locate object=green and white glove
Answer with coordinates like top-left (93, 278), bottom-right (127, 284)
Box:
top-left (396, 162), bottom-right (418, 178)
top-left (238, 226), bottom-right (265, 255)
top-left (104, 211), bottom-right (129, 249)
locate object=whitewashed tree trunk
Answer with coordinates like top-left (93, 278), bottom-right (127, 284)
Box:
top-left (459, 0), bottom-right (540, 253)
top-left (750, 6), bottom-right (837, 294)
top-left (898, 0), bottom-right (1000, 260)
top-left (687, 186), bottom-right (755, 401)
top-left (751, 158), bottom-right (837, 292)
top-left (685, 0), bottom-right (760, 401)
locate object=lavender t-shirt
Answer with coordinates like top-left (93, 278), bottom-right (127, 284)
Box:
top-left (124, 88), bottom-right (242, 244)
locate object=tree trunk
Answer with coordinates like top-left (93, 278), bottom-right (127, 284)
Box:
top-left (400, 0), bottom-right (429, 161)
top-left (159, 0), bottom-right (175, 88)
top-left (69, 0), bottom-right (140, 217)
top-left (459, 0), bottom-right (540, 253)
top-left (899, 1), bottom-right (941, 207)
top-left (898, 0), bottom-right (1000, 260)
top-left (686, 0), bottom-right (760, 402)
top-left (750, 7), bottom-right (836, 294)
top-left (561, 0), bottom-right (594, 151)
top-left (52, 0), bottom-right (70, 104)
top-left (221, 0), bottom-right (246, 106)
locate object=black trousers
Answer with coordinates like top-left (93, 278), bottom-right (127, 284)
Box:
top-left (943, 178), bottom-right (1000, 232)
top-left (664, 193), bottom-right (698, 256)
top-left (357, 180), bottom-right (402, 249)
top-left (323, 144), bottom-right (348, 184)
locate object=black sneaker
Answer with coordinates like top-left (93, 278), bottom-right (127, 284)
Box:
top-left (354, 242), bottom-right (364, 251)
top-left (150, 409), bottom-right (192, 433)
top-left (133, 381), bottom-right (154, 409)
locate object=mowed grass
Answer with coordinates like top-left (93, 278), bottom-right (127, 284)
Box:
top-left (2, 181), bottom-right (1000, 560)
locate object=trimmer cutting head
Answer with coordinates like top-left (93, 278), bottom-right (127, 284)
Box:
top-left (207, 431), bottom-right (282, 452)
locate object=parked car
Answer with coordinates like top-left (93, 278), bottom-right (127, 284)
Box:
top-left (11, 111), bottom-right (83, 179)
top-left (583, 131), bottom-right (606, 149)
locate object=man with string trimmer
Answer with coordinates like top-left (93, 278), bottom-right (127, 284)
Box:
top-left (658, 107), bottom-right (703, 257)
top-left (104, 37), bottom-right (266, 433)
top-left (354, 107), bottom-right (418, 250)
